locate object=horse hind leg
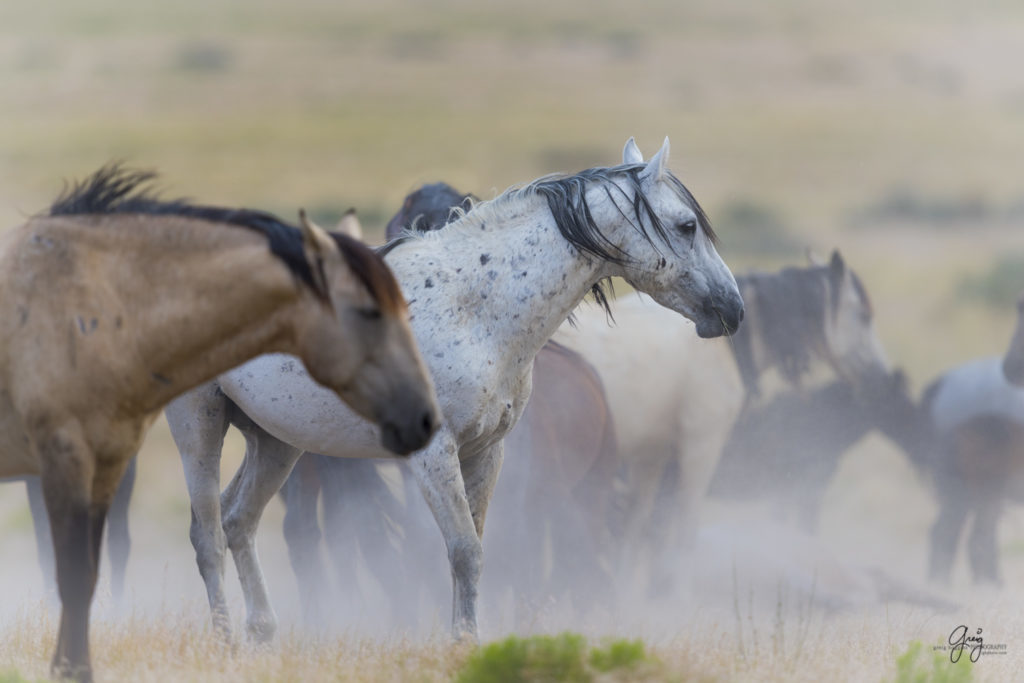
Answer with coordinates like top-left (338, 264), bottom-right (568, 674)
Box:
top-left (166, 383), bottom-right (233, 638)
top-left (967, 498), bottom-right (1003, 586)
top-left (106, 455), bottom-right (137, 603)
top-left (280, 453), bottom-right (331, 628)
top-left (927, 488), bottom-right (968, 584)
top-left (221, 422), bottom-right (303, 643)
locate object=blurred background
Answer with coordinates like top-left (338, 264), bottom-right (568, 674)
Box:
top-left (2, 0), bottom-right (1024, 647)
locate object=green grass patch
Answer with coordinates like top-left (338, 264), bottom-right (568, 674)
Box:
top-left (890, 640), bottom-right (973, 683)
top-left (456, 633), bottom-right (660, 683)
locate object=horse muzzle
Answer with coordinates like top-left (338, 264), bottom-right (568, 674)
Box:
top-left (695, 292), bottom-right (744, 339)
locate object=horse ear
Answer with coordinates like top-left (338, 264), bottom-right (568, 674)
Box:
top-left (642, 137), bottom-right (670, 181)
top-left (805, 247), bottom-right (826, 266)
top-left (622, 137), bottom-right (644, 165)
top-left (335, 208), bottom-right (364, 240)
top-left (298, 209), bottom-right (336, 300)
top-left (828, 249), bottom-right (846, 282)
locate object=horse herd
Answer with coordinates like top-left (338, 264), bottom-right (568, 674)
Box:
top-left (1, 137), bottom-right (1021, 681)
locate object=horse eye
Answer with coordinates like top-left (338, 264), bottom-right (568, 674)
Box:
top-left (357, 307), bottom-right (382, 321)
top-left (678, 219), bottom-right (697, 236)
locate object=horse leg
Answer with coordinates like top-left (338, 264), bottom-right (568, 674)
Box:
top-left (166, 383), bottom-right (232, 636)
top-left (107, 455), bottom-right (136, 603)
top-left (221, 423), bottom-right (303, 643)
top-left (280, 452), bottom-right (330, 627)
top-left (967, 498), bottom-right (1003, 586)
top-left (408, 431), bottom-right (493, 640)
top-left (928, 489), bottom-right (968, 584)
top-left (36, 420), bottom-right (130, 683)
top-left (25, 476), bottom-right (56, 596)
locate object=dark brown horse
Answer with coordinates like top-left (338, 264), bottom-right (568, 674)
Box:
top-left (279, 182), bottom-right (621, 619)
top-left (707, 371), bottom-right (926, 534)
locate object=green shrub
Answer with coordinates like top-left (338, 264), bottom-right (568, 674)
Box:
top-left (891, 640), bottom-right (973, 683)
top-left (456, 633), bottom-right (657, 683)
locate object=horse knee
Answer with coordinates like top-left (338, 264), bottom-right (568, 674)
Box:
top-left (449, 536), bottom-right (483, 584)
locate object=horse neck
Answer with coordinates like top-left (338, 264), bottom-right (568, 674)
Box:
top-left (400, 192), bottom-right (610, 369)
top-left (76, 217), bottom-right (307, 413)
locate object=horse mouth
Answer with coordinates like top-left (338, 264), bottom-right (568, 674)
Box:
top-left (696, 299), bottom-right (744, 338)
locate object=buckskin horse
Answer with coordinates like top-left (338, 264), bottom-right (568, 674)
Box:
top-left (0, 165), bottom-right (439, 682)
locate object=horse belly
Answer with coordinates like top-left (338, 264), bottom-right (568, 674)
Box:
top-left (218, 355), bottom-right (387, 459)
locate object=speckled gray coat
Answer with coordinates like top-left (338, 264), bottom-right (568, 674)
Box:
top-left (167, 138), bottom-right (744, 641)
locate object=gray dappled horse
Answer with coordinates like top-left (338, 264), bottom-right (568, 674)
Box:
top-left (280, 181), bottom-right (622, 624)
top-left (169, 138), bottom-right (744, 643)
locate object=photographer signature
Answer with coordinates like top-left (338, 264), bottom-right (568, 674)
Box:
top-left (948, 625), bottom-right (983, 663)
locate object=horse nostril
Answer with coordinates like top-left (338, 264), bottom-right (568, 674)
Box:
top-left (738, 306), bottom-right (745, 322)
top-left (421, 411), bottom-right (434, 435)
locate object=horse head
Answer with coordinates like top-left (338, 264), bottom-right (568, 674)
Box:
top-left (385, 182), bottom-right (475, 240)
top-left (293, 210), bottom-right (440, 454)
top-left (606, 137), bottom-right (743, 338)
top-left (817, 249), bottom-right (891, 387)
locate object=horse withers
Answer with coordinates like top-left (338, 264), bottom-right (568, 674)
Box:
top-left (0, 166), bottom-right (439, 682)
top-left (171, 137), bottom-right (744, 644)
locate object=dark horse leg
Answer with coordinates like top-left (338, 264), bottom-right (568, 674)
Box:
top-left (967, 497), bottom-right (1003, 586)
top-left (25, 476), bottom-right (56, 595)
top-left (37, 421), bottom-right (131, 683)
top-left (107, 455), bottom-right (136, 602)
top-left (27, 456), bottom-right (134, 603)
top-left (928, 483), bottom-right (969, 584)
top-left (280, 452), bottom-right (331, 626)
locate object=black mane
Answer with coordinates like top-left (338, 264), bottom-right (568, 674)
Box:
top-left (531, 165), bottom-right (713, 319)
top-left (729, 266), bottom-right (836, 396)
top-left (49, 164), bottom-right (319, 293)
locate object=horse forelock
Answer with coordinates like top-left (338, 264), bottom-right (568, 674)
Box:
top-left (330, 232), bottom-right (406, 316)
top-left (47, 163), bottom-right (332, 297)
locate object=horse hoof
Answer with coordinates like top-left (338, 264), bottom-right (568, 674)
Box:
top-left (51, 657), bottom-right (93, 683)
top-left (246, 617), bottom-right (277, 645)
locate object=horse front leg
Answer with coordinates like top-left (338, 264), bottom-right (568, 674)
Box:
top-left (221, 424), bottom-right (303, 643)
top-left (35, 420), bottom-right (131, 683)
top-left (166, 383), bottom-right (232, 637)
top-left (408, 431), bottom-right (500, 641)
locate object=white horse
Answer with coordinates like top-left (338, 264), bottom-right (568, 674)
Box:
top-left (168, 137), bottom-right (745, 641)
top-left (923, 356), bottom-right (1024, 584)
top-left (553, 252), bottom-right (890, 595)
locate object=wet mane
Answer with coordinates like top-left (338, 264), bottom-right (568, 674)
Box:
top-left (49, 164), bottom-right (401, 311)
